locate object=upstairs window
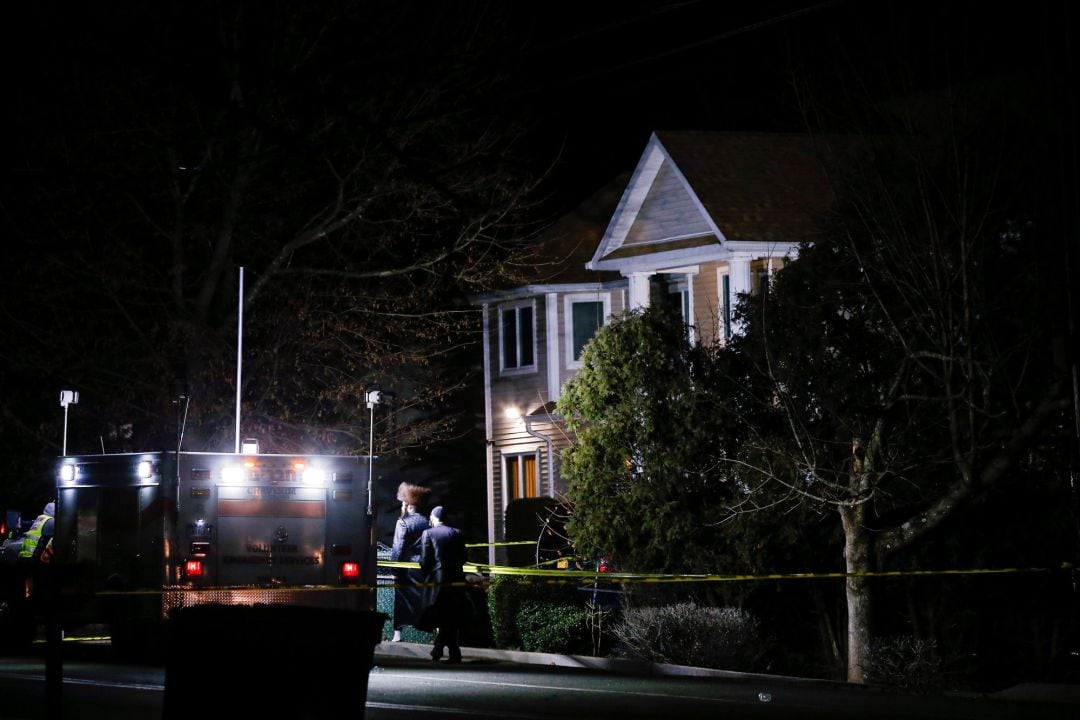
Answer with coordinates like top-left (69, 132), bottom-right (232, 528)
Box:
top-left (500, 302), bottom-right (535, 372)
top-left (565, 294), bottom-right (610, 368)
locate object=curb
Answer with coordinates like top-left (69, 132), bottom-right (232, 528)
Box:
top-left (371, 642), bottom-right (1080, 707)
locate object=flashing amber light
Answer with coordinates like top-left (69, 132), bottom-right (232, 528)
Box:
top-left (341, 561), bottom-right (360, 579)
top-left (185, 560), bottom-right (204, 577)
top-left (243, 460), bottom-right (256, 469)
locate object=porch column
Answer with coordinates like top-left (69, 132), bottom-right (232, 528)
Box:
top-left (627, 272), bottom-right (653, 310)
top-left (728, 256), bottom-right (752, 335)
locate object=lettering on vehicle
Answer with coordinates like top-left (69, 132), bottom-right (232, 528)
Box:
top-left (245, 543), bottom-right (299, 554)
top-left (246, 486), bottom-right (297, 499)
top-left (222, 555), bottom-right (321, 565)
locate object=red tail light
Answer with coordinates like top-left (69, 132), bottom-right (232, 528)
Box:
top-left (341, 561), bottom-right (360, 579)
top-left (185, 560), bottom-right (203, 577)
top-left (598, 558), bottom-right (611, 573)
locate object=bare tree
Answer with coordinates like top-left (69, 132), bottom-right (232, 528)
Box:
top-left (2, 2), bottom-right (546, 462)
top-left (724, 94), bottom-right (1073, 681)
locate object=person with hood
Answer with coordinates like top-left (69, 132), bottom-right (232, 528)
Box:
top-left (19, 500), bottom-right (55, 562)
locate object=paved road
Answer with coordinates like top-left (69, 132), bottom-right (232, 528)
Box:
top-left (0, 641), bottom-right (1077, 720)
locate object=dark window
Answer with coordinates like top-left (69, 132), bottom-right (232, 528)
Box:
top-left (501, 304), bottom-right (534, 370)
top-left (571, 301), bottom-right (604, 361)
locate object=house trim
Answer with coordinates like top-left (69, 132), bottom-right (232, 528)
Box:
top-left (545, 293), bottom-right (560, 401)
top-left (471, 281), bottom-right (624, 304)
top-left (481, 303), bottom-right (496, 566)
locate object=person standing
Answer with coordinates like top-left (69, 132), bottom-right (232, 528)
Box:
top-left (417, 505), bottom-right (467, 663)
top-left (389, 482), bottom-right (430, 643)
top-left (19, 500), bottom-right (55, 562)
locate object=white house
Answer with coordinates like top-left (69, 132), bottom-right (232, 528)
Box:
top-left (470, 131), bottom-right (843, 564)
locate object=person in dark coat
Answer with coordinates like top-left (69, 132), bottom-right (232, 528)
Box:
top-left (417, 505), bottom-right (467, 663)
top-left (389, 482), bottom-right (431, 642)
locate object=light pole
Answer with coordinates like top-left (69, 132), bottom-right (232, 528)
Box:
top-left (363, 384), bottom-right (382, 611)
top-left (364, 385), bottom-right (382, 516)
top-left (59, 390), bottom-right (78, 455)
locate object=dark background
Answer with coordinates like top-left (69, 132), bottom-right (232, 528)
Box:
top-left (1, 0), bottom-right (1075, 537)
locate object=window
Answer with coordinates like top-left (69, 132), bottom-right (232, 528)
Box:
top-left (500, 302), bottom-right (535, 372)
top-left (752, 259), bottom-right (782, 298)
top-left (648, 275), bottom-right (693, 342)
top-left (755, 268), bottom-right (771, 298)
top-left (504, 452), bottom-right (539, 500)
top-left (564, 294), bottom-right (610, 368)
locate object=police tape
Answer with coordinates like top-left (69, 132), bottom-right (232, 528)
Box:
top-left (464, 541), bottom-right (535, 548)
top-left (84, 561), bottom-right (1074, 596)
top-left (378, 560), bottom-right (1074, 584)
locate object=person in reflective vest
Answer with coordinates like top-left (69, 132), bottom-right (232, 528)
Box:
top-left (19, 500), bottom-right (55, 561)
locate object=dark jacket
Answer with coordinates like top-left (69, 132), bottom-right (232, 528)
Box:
top-left (390, 510), bottom-right (429, 562)
top-left (416, 523), bottom-right (467, 630)
top-left (389, 509), bottom-right (430, 630)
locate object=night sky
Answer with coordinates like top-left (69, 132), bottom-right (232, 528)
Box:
top-left (4, 1), bottom-right (1068, 214)
top-left (0, 0), bottom-right (1073, 469)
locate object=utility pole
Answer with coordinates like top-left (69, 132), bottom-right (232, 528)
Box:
top-left (59, 390), bottom-right (78, 455)
top-left (364, 384), bottom-right (381, 611)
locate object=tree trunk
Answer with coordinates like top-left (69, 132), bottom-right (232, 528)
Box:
top-left (841, 502), bottom-right (873, 683)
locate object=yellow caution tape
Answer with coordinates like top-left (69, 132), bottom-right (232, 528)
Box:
top-left (379, 560), bottom-right (1070, 584)
top-left (75, 561), bottom-right (1077, 596)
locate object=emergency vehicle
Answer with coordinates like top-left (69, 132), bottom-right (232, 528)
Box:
top-left (6, 449), bottom-right (378, 656)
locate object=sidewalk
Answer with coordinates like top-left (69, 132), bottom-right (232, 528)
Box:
top-left (372, 640), bottom-right (1080, 707)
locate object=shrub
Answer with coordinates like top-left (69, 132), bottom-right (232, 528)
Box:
top-left (490, 574), bottom-right (609, 651)
top-left (863, 635), bottom-right (943, 690)
top-left (487, 575), bottom-right (529, 648)
top-left (517, 602), bottom-right (593, 654)
top-left (612, 602), bottom-right (767, 671)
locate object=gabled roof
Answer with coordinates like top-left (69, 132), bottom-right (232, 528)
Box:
top-left (589, 131), bottom-right (844, 271)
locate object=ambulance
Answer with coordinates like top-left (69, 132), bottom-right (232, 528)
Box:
top-left (51, 449), bottom-right (377, 655)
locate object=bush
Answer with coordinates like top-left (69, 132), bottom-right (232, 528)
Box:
top-left (863, 635), bottom-right (942, 690)
top-left (517, 602), bottom-right (593, 654)
top-left (487, 574), bottom-right (600, 653)
top-left (612, 602), bottom-right (767, 671)
top-left (487, 574), bottom-right (530, 648)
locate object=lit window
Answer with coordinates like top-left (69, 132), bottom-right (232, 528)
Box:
top-left (500, 303), bottom-right (535, 372)
top-left (504, 452), bottom-right (539, 500)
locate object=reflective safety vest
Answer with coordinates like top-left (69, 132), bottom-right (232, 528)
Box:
top-left (18, 513), bottom-right (52, 559)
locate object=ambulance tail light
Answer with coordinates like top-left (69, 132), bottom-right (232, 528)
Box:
top-left (341, 561), bottom-right (360, 580)
top-left (184, 560), bottom-right (204, 578)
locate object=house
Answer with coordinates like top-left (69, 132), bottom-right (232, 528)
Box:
top-left (470, 131), bottom-right (843, 564)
